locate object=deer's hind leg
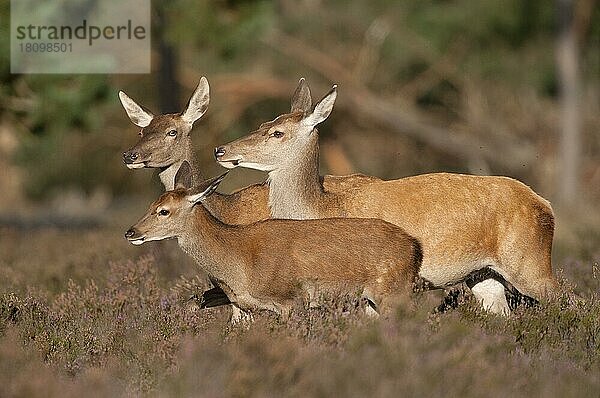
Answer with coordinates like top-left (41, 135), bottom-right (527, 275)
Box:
top-left (494, 243), bottom-right (557, 306)
top-left (465, 268), bottom-right (511, 315)
top-left (364, 261), bottom-right (416, 317)
top-left (494, 199), bottom-right (558, 304)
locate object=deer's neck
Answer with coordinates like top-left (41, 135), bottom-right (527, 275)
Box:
top-left (155, 141), bottom-right (225, 220)
top-left (159, 143), bottom-right (202, 191)
top-left (267, 134), bottom-right (324, 219)
top-left (177, 206), bottom-right (242, 285)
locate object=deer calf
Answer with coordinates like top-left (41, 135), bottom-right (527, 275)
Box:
top-left (125, 162), bottom-right (422, 318)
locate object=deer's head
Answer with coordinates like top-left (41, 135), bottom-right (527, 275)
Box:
top-left (120, 77), bottom-right (210, 169)
top-left (215, 78), bottom-right (337, 172)
top-left (125, 161), bottom-right (227, 245)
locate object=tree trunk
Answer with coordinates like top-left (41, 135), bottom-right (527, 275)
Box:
top-left (556, 0), bottom-right (581, 207)
top-left (154, 5), bottom-right (180, 113)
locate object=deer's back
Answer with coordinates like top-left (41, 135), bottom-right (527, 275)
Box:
top-left (242, 217), bottom-right (420, 296)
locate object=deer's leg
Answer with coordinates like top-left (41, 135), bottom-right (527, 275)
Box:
top-left (464, 268), bottom-right (510, 315)
top-left (235, 294), bottom-right (284, 318)
top-left (470, 279), bottom-right (510, 315)
top-left (362, 288), bottom-right (381, 318)
top-left (493, 205), bottom-right (556, 306)
top-left (301, 281), bottom-right (320, 309)
top-left (199, 286), bottom-right (231, 308)
top-left (230, 305), bottom-right (254, 325)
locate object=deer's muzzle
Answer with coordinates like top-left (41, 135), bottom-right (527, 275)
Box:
top-left (214, 146), bottom-right (226, 159)
top-left (123, 150), bottom-right (148, 168)
top-left (125, 228), bottom-right (145, 245)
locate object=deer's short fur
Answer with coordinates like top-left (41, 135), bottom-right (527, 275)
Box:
top-left (119, 77), bottom-right (379, 320)
top-left (119, 77), bottom-right (379, 225)
top-left (216, 79), bottom-right (558, 314)
top-left (125, 162), bottom-right (422, 317)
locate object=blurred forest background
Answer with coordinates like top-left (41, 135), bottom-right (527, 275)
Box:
top-left (0, 0), bottom-right (599, 242)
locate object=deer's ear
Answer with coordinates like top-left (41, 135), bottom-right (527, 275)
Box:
top-left (186, 172), bottom-right (228, 204)
top-left (181, 76), bottom-right (210, 126)
top-left (302, 85), bottom-right (337, 128)
top-left (118, 91), bottom-right (154, 128)
top-left (174, 161), bottom-right (193, 190)
top-left (291, 77), bottom-right (312, 114)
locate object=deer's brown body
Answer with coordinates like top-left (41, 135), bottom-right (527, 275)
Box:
top-left (216, 80), bottom-right (557, 312)
top-left (126, 166), bottom-right (421, 317)
top-left (300, 168), bottom-right (555, 299)
top-left (178, 212), bottom-right (420, 315)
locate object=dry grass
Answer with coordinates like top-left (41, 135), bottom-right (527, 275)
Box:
top-left (0, 225), bottom-right (599, 397)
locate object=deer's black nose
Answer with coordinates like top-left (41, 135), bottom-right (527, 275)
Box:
top-left (123, 151), bottom-right (139, 164)
top-left (124, 228), bottom-right (136, 239)
top-left (214, 146), bottom-right (226, 159)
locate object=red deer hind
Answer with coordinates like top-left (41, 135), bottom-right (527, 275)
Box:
top-left (215, 79), bottom-right (558, 315)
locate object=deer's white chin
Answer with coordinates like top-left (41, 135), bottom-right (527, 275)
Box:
top-left (126, 162), bottom-right (146, 169)
top-left (217, 159), bottom-right (241, 169)
top-left (128, 235), bottom-right (171, 246)
top-left (218, 158), bottom-right (272, 172)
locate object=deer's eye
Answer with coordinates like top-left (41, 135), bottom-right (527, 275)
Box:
top-left (270, 131), bottom-right (284, 138)
top-left (158, 209), bottom-right (170, 216)
top-left (167, 130), bottom-right (177, 137)
top-left (138, 131), bottom-right (143, 137)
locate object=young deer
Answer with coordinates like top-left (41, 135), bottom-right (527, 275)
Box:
top-left (125, 162), bottom-right (422, 319)
top-left (215, 79), bottom-right (558, 315)
top-left (119, 77), bottom-right (379, 315)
